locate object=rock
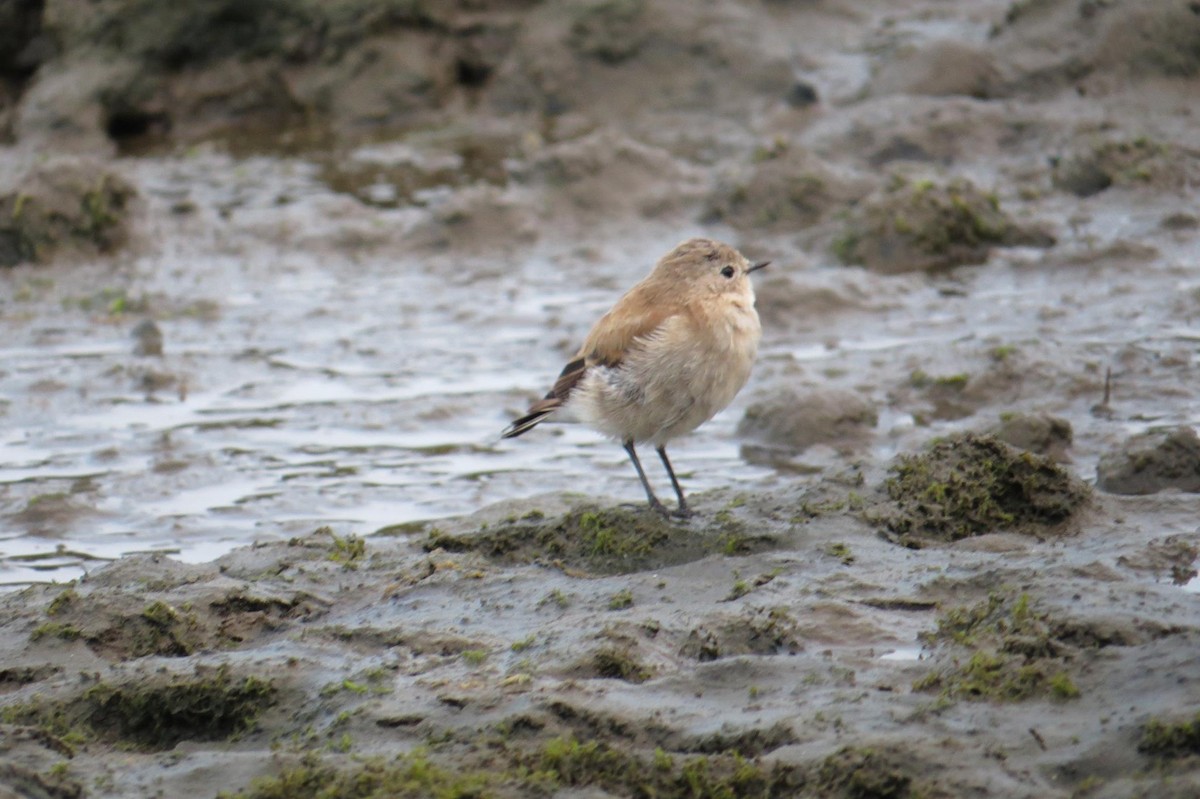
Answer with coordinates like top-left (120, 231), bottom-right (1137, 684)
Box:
top-left (0, 158), bottom-right (136, 266)
top-left (991, 412), bottom-right (1073, 462)
top-left (831, 177), bottom-right (1053, 274)
top-left (737, 388), bottom-right (877, 453)
top-left (1096, 427), bottom-right (1200, 495)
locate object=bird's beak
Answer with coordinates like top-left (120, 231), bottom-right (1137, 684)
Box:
top-left (748, 261), bottom-right (770, 273)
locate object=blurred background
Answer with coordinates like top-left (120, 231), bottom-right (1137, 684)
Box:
top-left (2, 0), bottom-right (1199, 584)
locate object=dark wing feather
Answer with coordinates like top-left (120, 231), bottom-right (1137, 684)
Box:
top-left (501, 356), bottom-right (587, 438)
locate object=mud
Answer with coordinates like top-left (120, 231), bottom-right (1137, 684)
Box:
top-left (3, 0), bottom-right (1200, 797)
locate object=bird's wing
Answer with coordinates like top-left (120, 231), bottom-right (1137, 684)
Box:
top-left (579, 282), bottom-right (678, 369)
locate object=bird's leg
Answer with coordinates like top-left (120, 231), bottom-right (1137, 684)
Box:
top-left (656, 445), bottom-right (693, 519)
top-left (623, 441), bottom-right (669, 517)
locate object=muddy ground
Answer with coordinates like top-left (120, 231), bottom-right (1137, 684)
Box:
top-left (2, 0), bottom-right (1200, 797)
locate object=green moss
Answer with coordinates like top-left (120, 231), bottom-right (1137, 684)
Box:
top-left (590, 647), bottom-right (651, 683)
top-left (461, 649), bottom-right (489, 667)
top-left (915, 592), bottom-right (1083, 703)
top-left (47, 588), bottom-right (80, 617)
top-left (882, 432), bottom-right (1089, 545)
top-left (1138, 712), bottom-right (1200, 759)
top-left (1049, 672), bottom-right (1080, 700)
top-left (834, 177), bottom-right (1031, 273)
top-left (607, 589), bottom-right (634, 610)
top-left (510, 635), bottom-right (536, 652)
top-left (726, 579), bottom-right (751, 601)
top-left (534, 735), bottom-right (801, 798)
top-left (831, 229), bottom-right (861, 264)
top-left (1052, 137), bottom-right (1184, 197)
top-left (824, 542), bottom-right (855, 565)
top-left (325, 529), bottom-right (365, 567)
top-left (30, 621), bottom-right (83, 642)
top-left (220, 749), bottom-right (493, 799)
top-left (5, 666), bottom-right (276, 750)
top-left (814, 747), bottom-right (914, 799)
top-left (224, 735), bottom-right (803, 799)
top-left (141, 600), bottom-right (179, 626)
top-left (425, 505), bottom-right (771, 576)
top-left (539, 589), bottom-right (571, 609)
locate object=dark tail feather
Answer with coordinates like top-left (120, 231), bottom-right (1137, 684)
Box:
top-left (503, 357), bottom-right (585, 439)
top-left (501, 398), bottom-right (561, 439)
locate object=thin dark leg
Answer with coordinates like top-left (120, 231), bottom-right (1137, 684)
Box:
top-left (656, 445), bottom-right (692, 518)
top-left (623, 441), bottom-right (668, 516)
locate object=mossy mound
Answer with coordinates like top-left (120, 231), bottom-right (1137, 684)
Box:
top-left (0, 159), bottom-right (136, 266)
top-left (882, 433), bottom-right (1089, 546)
top-left (1139, 712), bottom-right (1200, 759)
top-left (2, 666), bottom-right (276, 750)
top-left (914, 592), bottom-right (1082, 702)
top-left (425, 505), bottom-right (773, 575)
top-left (1052, 138), bottom-right (1196, 198)
top-left (832, 177), bottom-right (1050, 273)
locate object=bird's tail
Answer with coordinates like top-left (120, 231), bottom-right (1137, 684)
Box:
top-left (501, 397), bottom-right (562, 439)
top-left (502, 356), bottom-right (587, 439)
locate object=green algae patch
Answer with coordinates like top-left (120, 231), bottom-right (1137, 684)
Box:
top-left (224, 736), bottom-right (803, 799)
top-left (1139, 712), bottom-right (1200, 759)
top-left (882, 433), bottom-right (1089, 547)
top-left (425, 505), bottom-right (774, 575)
top-left (3, 666), bottom-right (276, 750)
top-left (914, 592), bottom-right (1082, 702)
top-left (833, 177), bottom-right (1051, 274)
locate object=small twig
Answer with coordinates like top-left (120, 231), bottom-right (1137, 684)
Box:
top-left (1029, 727), bottom-right (1047, 751)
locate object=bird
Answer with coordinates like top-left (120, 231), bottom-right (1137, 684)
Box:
top-left (502, 237), bottom-right (767, 518)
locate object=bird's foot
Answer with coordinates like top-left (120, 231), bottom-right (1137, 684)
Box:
top-left (671, 503), bottom-right (694, 520)
top-left (647, 499), bottom-right (672, 518)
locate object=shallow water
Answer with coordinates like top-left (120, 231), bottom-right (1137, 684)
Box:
top-left (1, 154), bottom-right (783, 585)
top-left (3, 147), bottom-right (1198, 587)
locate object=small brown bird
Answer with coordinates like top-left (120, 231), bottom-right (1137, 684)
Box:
top-left (502, 238), bottom-right (767, 517)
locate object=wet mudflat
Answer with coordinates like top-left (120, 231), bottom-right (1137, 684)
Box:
top-left (2, 0), bottom-right (1200, 797)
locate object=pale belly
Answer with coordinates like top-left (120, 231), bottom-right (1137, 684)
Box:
top-left (573, 305), bottom-right (760, 446)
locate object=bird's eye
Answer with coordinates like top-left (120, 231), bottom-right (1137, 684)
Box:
top-left (720, 265), bottom-right (735, 278)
